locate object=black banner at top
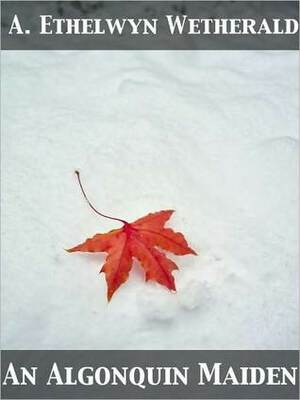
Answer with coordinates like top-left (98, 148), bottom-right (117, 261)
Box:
top-left (1, 1), bottom-right (299, 50)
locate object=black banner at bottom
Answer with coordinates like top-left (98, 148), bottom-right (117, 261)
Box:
top-left (1, 350), bottom-right (299, 399)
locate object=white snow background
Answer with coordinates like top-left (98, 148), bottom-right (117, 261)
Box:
top-left (1, 50), bottom-right (299, 349)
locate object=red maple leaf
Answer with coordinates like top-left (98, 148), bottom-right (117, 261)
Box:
top-left (67, 171), bottom-right (197, 301)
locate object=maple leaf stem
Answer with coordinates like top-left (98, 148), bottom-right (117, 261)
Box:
top-left (74, 170), bottom-right (128, 225)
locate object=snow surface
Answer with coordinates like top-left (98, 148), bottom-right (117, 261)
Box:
top-left (1, 50), bottom-right (299, 349)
